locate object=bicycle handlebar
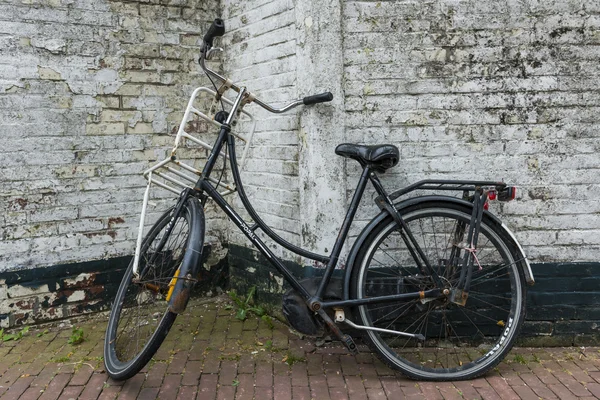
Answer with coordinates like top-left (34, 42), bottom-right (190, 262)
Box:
top-left (202, 18), bottom-right (225, 49)
top-left (199, 18), bottom-right (333, 114)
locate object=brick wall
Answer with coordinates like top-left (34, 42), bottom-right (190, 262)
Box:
top-left (1, 0), bottom-right (600, 332)
top-left (220, 0), bottom-right (304, 262)
top-left (342, 0), bottom-right (600, 262)
top-left (0, 0), bottom-right (222, 325)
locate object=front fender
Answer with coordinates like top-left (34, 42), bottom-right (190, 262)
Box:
top-left (343, 195), bottom-right (532, 300)
top-left (168, 197), bottom-right (205, 313)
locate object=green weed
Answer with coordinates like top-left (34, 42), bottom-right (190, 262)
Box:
top-left (68, 326), bottom-right (85, 345)
top-left (228, 287), bottom-right (274, 328)
top-left (0, 326), bottom-right (30, 342)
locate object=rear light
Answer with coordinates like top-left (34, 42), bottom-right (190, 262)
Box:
top-left (498, 186), bottom-right (517, 201)
top-left (488, 190), bottom-right (497, 201)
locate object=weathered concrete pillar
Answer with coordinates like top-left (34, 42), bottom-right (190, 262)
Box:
top-left (295, 1), bottom-right (347, 259)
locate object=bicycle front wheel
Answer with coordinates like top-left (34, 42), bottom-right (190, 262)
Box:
top-left (350, 201), bottom-right (526, 381)
top-left (104, 197), bottom-right (203, 380)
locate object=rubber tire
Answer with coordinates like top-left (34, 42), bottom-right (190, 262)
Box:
top-left (350, 200), bottom-right (527, 381)
top-left (104, 198), bottom-right (202, 381)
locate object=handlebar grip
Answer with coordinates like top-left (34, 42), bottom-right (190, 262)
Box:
top-left (203, 18), bottom-right (225, 48)
top-left (303, 92), bottom-right (334, 105)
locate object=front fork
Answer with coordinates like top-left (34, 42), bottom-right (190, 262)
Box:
top-left (372, 173), bottom-right (488, 305)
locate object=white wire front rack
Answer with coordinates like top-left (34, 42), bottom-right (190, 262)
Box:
top-left (132, 86), bottom-right (256, 276)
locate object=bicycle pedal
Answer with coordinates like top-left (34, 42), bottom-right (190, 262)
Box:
top-left (342, 334), bottom-right (359, 355)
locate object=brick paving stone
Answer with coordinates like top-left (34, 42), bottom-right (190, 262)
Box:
top-left (97, 385), bottom-right (120, 400)
top-left (177, 385), bottom-right (198, 399)
top-left (365, 387), bottom-right (387, 400)
top-left (291, 363), bottom-right (309, 387)
top-left (587, 382), bottom-right (600, 397)
top-left (486, 376), bottom-right (520, 400)
top-left (117, 373), bottom-right (145, 400)
top-left (329, 386), bottom-right (349, 400)
top-left (437, 383), bottom-right (464, 400)
top-left (292, 386), bottom-right (312, 400)
top-left (216, 385), bottom-right (237, 400)
top-left (157, 374), bottom-right (182, 399)
top-left (360, 365), bottom-right (383, 390)
top-left (379, 376), bottom-right (403, 398)
top-left (237, 354), bottom-right (255, 374)
top-left (511, 385), bottom-right (542, 400)
top-left (20, 387), bottom-right (46, 400)
top-left (218, 360), bottom-right (238, 386)
top-left (2, 376), bottom-right (36, 400)
top-left (67, 364), bottom-right (95, 386)
top-left (235, 373), bottom-right (254, 400)
top-left (552, 373), bottom-right (592, 397)
top-left (273, 374), bottom-right (292, 400)
top-left (255, 362), bottom-right (273, 387)
top-left (137, 387), bottom-right (159, 399)
top-left (476, 385), bottom-right (503, 400)
top-left (166, 351), bottom-right (188, 374)
top-left (559, 360), bottom-right (596, 383)
top-left (339, 355), bottom-right (361, 375)
top-left (309, 374), bottom-right (330, 400)
top-left (198, 374), bottom-right (218, 399)
top-left (547, 383), bottom-right (579, 400)
top-left (57, 386), bottom-right (84, 400)
top-left (418, 382), bottom-right (444, 400)
top-left (530, 385), bottom-right (559, 399)
top-left (325, 369), bottom-right (346, 388)
top-left (202, 353), bottom-right (221, 374)
top-left (77, 373), bottom-right (106, 400)
top-left (344, 375), bottom-right (368, 400)
top-left (181, 360), bottom-right (202, 385)
top-left (145, 362), bottom-right (167, 387)
top-left (274, 360), bottom-right (290, 376)
top-left (38, 373), bottom-right (71, 400)
top-left (451, 381), bottom-right (480, 399)
top-left (306, 353), bottom-right (324, 375)
top-left (188, 340), bottom-right (207, 360)
top-left (590, 370), bottom-right (600, 383)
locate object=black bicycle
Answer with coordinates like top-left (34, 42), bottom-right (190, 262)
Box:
top-left (104, 19), bottom-right (535, 381)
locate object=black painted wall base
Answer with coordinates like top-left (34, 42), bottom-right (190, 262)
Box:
top-left (2, 243), bottom-right (599, 347)
top-left (228, 244), bottom-right (600, 346)
top-left (0, 246), bottom-right (227, 328)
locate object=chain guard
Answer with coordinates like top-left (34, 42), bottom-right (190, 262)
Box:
top-left (282, 277), bottom-right (342, 336)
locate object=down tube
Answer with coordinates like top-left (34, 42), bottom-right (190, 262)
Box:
top-left (199, 181), bottom-right (312, 300)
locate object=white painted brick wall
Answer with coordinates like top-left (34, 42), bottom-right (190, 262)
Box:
top-left (0, 0), bottom-right (223, 272)
top-left (2, 0), bottom-right (599, 277)
top-left (221, 0), bottom-right (303, 262)
top-left (220, 0), bottom-right (600, 265)
top-left (341, 0), bottom-right (600, 262)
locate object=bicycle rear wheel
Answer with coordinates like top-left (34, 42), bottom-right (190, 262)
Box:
top-left (104, 197), bottom-right (203, 380)
top-left (350, 200), bottom-right (526, 381)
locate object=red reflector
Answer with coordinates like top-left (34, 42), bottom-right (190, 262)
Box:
top-left (510, 187), bottom-right (517, 200)
top-left (488, 190), bottom-right (497, 201)
top-left (484, 201), bottom-right (489, 210)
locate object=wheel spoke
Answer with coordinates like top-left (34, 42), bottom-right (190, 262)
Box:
top-left (354, 205), bottom-right (523, 380)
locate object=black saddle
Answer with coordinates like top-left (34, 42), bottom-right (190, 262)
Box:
top-left (335, 143), bottom-right (399, 172)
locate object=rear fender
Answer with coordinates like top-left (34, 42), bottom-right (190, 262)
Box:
top-left (343, 195), bottom-right (533, 300)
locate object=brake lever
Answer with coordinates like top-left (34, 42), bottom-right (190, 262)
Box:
top-left (206, 47), bottom-right (223, 60)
